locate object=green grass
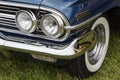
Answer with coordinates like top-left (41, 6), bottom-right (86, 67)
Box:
top-left (0, 28), bottom-right (120, 80)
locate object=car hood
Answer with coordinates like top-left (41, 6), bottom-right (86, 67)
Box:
top-left (7, 0), bottom-right (43, 5)
top-left (41, 0), bottom-right (81, 9)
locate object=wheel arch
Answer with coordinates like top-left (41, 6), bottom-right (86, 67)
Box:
top-left (105, 6), bottom-right (120, 29)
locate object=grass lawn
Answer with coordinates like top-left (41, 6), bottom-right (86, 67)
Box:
top-left (0, 28), bottom-right (120, 80)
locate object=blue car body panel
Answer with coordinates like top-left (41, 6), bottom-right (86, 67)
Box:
top-left (41, 0), bottom-right (119, 26)
top-left (6, 0), bottom-right (120, 26)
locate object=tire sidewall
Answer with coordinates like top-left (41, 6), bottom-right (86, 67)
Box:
top-left (85, 17), bottom-right (110, 72)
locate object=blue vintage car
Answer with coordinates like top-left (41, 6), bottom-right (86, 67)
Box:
top-left (0, 0), bottom-right (119, 78)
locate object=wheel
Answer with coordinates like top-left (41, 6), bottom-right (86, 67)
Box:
top-left (65, 16), bottom-right (110, 78)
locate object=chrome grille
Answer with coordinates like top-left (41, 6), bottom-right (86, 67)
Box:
top-left (0, 4), bottom-right (48, 41)
top-left (0, 5), bottom-right (19, 14)
top-left (0, 4), bottom-right (69, 42)
top-left (0, 5), bottom-right (19, 29)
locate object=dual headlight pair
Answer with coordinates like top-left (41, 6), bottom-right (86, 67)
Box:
top-left (16, 10), bottom-right (64, 38)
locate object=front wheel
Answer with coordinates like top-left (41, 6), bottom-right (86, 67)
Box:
top-left (65, 16), bottom-right (110, 78)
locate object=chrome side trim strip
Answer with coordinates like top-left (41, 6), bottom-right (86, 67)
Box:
top-left (0, 1), bottom-right (39, 9)
top-left (65, 13), bottom-right (102, 30)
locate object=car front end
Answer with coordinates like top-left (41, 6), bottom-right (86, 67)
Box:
top-left (0, 0), bottom-right (98, 62)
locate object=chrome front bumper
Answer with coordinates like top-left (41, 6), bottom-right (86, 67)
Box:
top-left (0, 31), bottom-right (96, 62)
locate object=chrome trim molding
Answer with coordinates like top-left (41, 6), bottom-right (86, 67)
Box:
top-left (0, 38), bottom-right (77, 58)
top-left (31, 54), bottom-right (57, 62)
top-left (0, 31), bottom-right (96, 60)
top-left (40, 6), bottom-right (71, 41)
top-left (40, 13), bottom-right (64, 38)
top-left (40, 6), bottom-right (70, 26)
top-left (0, 1), bottom-right (39, 9)
top-left (65, 13), bottom-right (102, 30)
top-left (0, 13), bottom-right (15, 19)
top-left (15, 10), bottom-right (37, 33)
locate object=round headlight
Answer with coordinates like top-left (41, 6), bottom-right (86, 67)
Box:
top-left (40, 14), bottom-right (64, 38)
top-left (16, 10), bottom-right (37, 33)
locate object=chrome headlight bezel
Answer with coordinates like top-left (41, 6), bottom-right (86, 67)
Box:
top-left (15, 10), bottom-right (37, 33)
top-left (40, 14), bottom-right (64, 38)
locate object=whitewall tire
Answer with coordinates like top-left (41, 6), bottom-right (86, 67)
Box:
top-left (65, 16), bottom-right (110, 78)
top-left (85, 17), bottom-right (110, 72)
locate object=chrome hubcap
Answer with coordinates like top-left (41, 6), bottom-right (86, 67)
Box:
top-left (87, 24), bottom-right (106, 65)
